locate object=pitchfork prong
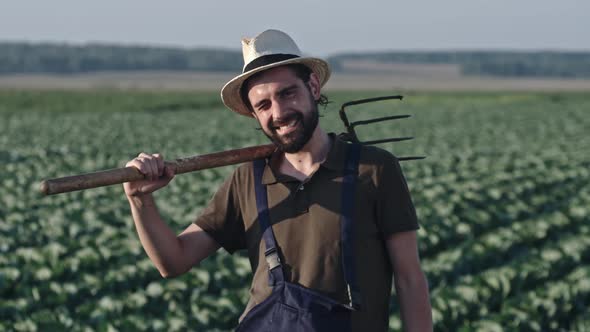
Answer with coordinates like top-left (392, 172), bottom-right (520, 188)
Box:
top-left (339, 95), bottom-right (406, 144)
top-left (361, 136), bottom-right (414, 145)
top-left (351, 115), bottom-right (411, 128)
top-left (398, 156), bottom-right (427, 161)
top-left (338, 94), bottom-right (426, 162)
top-left (340, 95), bottom-right (404, 109)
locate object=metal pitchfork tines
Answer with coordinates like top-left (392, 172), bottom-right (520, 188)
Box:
top-left (338, 95), bottom-right (425, 162)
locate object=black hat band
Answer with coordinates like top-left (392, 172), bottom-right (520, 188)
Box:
top-left (243, 54), bottom-right (300, 73)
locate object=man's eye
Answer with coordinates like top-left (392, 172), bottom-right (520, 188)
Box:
top-left (279, 88), bottom-right (296, 99)
top-left (257, 102), bottom-right (270, 111)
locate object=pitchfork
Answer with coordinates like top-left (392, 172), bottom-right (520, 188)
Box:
top-left (40, 95), bottom-right (424, 195)
top-left (338, 95), bottom-right (425, 161)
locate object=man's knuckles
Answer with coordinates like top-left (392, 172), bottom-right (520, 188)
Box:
top-left (126, 153), bottom-right (170, 182)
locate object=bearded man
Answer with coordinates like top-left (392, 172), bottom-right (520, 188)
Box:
top-left (124, 29), bottom-right (432, 331)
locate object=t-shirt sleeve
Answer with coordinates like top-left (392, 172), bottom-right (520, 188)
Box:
top-left (375, 153), bottom-right (420, 235)
top-left (193, 170), bottom-right (246, 254)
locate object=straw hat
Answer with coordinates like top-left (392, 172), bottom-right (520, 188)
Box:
top-left (221, 29), bottom-right (331, 117)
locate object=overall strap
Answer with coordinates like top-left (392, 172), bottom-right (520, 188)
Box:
top-left (253, 158), bottom-right (285, 286)
top-left (341, 143), bottom-right (362, 310)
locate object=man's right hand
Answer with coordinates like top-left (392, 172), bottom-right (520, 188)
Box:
top-left (122, 152), bottom-right (219, 278)
top-left (123, 153), bottom-right (175, 197)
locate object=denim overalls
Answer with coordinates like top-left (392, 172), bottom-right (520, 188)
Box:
top-left (236, 143), bottom-right (362, 332)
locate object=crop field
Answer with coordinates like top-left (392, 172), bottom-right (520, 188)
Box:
top-left (1, 90), bottom-right (589, 331)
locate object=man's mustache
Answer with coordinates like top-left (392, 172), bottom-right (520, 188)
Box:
top-left (268, 112), bottom-right (302, 130)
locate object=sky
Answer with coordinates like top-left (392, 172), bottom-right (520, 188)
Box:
top-left (1, 0), bottom-right (589, 56)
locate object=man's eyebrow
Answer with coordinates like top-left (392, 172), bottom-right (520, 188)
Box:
top-left (277, 84), bottom-right (298, 96)
top-left (252, 84), bottom-right (299, 109)
top-left (252, 98), bottom-right (268, 109)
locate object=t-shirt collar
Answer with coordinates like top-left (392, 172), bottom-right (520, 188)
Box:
top-left (260, 133), bottom-right (348, 185)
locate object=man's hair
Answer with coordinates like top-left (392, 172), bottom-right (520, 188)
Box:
top-left (239, 63), bottom-right (329, 113)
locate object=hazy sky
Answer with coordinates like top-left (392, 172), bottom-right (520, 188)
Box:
top-left (1, 0), bottom-right (588, 55)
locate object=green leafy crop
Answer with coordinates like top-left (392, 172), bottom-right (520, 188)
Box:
top-left (1, 90), bottom-right (588, 331)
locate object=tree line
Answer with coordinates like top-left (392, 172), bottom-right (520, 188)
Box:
top-left (329, 51), bottom-right (590, 78)
top-left (0, 43), bottom-right (242, 74)
top-left (1, 42), bottom-right (589, 78)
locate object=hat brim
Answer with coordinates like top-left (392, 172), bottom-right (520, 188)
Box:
top-left (221, 57), bottom-right (331, 117)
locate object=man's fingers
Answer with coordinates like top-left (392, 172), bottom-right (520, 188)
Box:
top-left (127, 156), bottom-right (152, 179)
top-left (126, 153), bottom-right (168, 181)
top-left (123, 153), bottom-right (173, 197)
top-left (128, 159), bottom-right (148, 176)
top-left (154, 153), bottom-right (164, 176)
top-left (149, 158), bottom-right (159, 180)
top-left (163, 165), bottom-right (175, 179)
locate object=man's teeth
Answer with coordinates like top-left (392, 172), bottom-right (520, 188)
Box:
top-left (277, 120), bottom-right (297, 130)
top-left (283, 121), bottom-right (296, 128)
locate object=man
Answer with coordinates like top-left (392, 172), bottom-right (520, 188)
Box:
top-left (124, 29), bottom-right (432, 331)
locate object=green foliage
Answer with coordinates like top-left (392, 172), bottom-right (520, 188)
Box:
top-left (1, 91), bottom-right (589, 331)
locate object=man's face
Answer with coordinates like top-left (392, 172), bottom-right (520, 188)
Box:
top-left (245, 66), bottom-right (321, 153)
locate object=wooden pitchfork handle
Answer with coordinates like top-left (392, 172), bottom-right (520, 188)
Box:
top-left (40, 144), bottom-right (276, 196)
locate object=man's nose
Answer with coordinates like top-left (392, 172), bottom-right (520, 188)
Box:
top-left (270, 99), bottom-right (288, 121)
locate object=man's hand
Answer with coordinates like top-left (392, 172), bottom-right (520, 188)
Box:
top-left (122, 152), bottom-right (220, 278)
top-left (123, 153), bottom-right (175, 197)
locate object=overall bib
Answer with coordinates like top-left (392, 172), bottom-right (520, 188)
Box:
top-left (236, 143), bottom-right (362, 332)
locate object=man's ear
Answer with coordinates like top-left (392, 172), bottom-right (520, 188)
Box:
top-left (308, 72), bottom-right (321, 100)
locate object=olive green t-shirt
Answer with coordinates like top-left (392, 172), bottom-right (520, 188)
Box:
top-left (194, 134), bottom-right (419, 331)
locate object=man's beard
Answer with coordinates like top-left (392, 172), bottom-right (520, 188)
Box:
top-left (263, 104), bottom-right (319, 153)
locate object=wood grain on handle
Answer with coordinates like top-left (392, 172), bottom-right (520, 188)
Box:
top-left (40, 144), bottom-right (276, 195)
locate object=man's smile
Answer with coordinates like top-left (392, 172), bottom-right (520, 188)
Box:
top-left (269, 112), bottom-right (303, 136)
top-left (273, 118), bottom-right (300, 135)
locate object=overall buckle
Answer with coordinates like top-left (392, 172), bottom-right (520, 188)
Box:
top-left (264, 247), bottom-right (281, 270)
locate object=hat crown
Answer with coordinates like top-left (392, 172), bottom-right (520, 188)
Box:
top-left (241, 29), bottom-right (302, 71)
